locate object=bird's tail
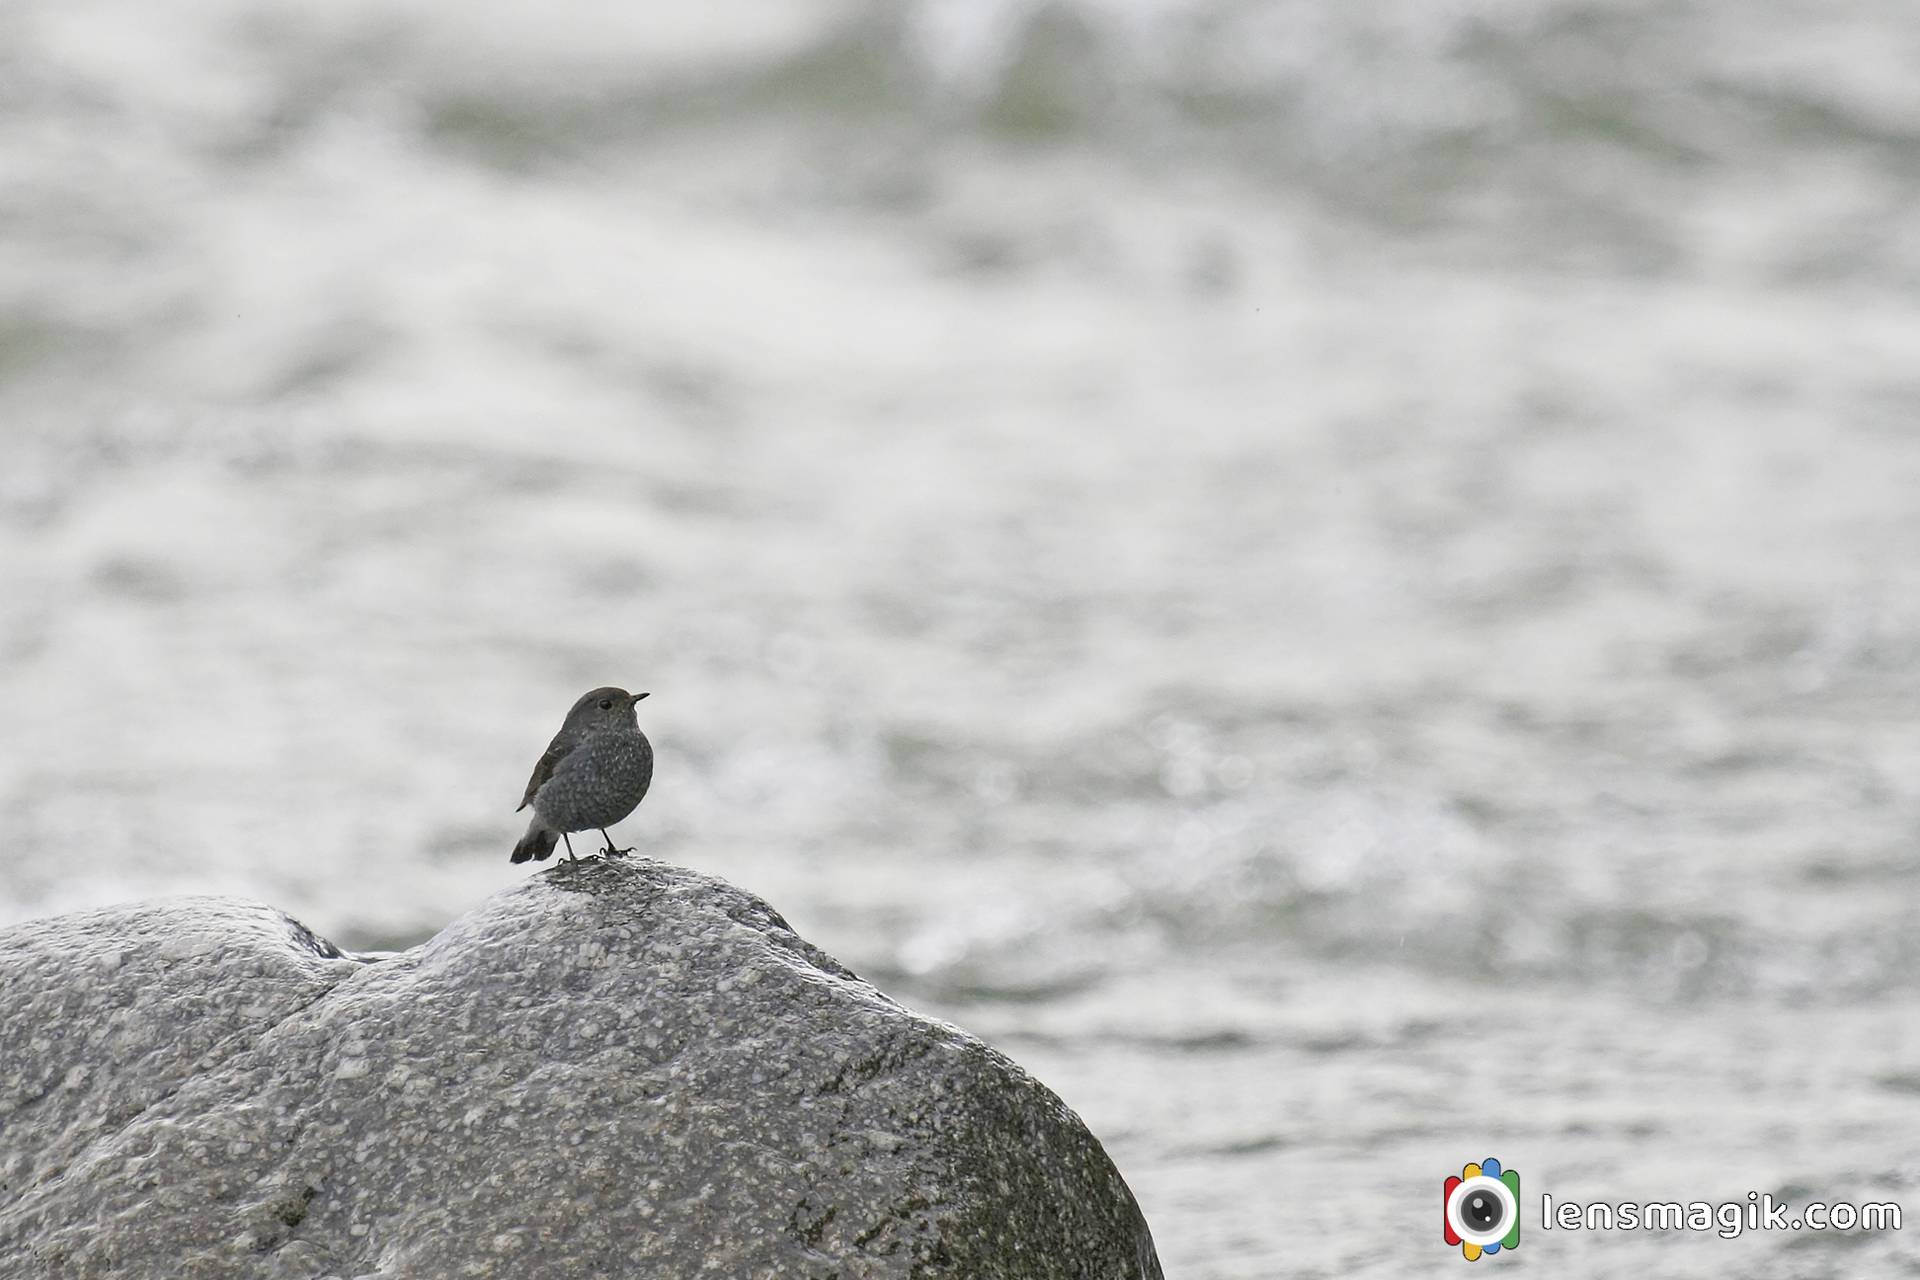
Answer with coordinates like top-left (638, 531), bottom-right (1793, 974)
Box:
top-left (511, 822), bottom-right (559, 864)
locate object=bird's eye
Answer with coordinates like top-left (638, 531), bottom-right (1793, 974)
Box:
top-left (599, 699), bottom-right (613, 710)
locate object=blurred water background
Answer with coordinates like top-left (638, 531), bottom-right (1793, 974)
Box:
top-left (6, 1), bottom-right (1920, 1274)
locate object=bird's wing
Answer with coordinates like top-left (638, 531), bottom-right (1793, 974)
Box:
top-left (516, 737), bottom-right (575, 811)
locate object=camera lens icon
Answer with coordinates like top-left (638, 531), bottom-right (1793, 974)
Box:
top-left (1443, 1158), bottom-right (1520, 1260)
top-left (1450, 1178), bottom-right (1512, 1242)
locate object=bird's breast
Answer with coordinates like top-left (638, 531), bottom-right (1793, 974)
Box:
top-left (531, 730), bottom-right (653, 831)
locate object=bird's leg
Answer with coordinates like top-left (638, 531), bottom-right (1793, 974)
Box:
top-left (600, 828), bottom-right (633, 857)
top-left (562, 832), bottom-right (578, 862)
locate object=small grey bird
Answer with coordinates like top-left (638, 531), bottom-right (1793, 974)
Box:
top-left (511, 686), bottom-right (654, 864)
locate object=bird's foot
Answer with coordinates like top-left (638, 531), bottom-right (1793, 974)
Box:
top-left (602, 844), bottom-right (634, 858)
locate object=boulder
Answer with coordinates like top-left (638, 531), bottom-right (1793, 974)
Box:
top-left (0, 858), bottom-right (1161, 1279)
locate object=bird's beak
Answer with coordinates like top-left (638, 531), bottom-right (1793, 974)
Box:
top-left (631, 692), bottom-right (650, 704)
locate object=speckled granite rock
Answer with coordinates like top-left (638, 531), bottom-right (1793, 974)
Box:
top-left (0, 858), bottom-right (1161, 1279)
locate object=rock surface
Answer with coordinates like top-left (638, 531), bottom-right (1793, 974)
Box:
top-left (0, 858), bottom-right (1161, 1279)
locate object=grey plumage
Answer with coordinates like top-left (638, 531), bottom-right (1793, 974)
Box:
top-left (511, 686), bottom-right (653, 864)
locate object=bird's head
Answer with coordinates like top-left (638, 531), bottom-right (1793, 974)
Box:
top-left (565, 686), bottom-right (649, 730)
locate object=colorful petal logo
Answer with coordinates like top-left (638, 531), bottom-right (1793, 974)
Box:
top-left (1444, 1158), bottom-right (1521, 1260)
